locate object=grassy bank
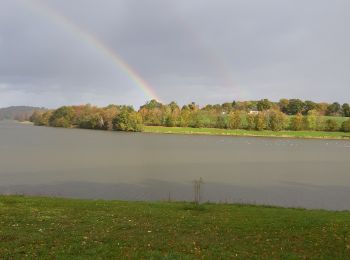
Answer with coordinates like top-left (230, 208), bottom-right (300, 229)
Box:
top-left (144, 126), bottom-right (350, 140)
top-left (1, 196), bottom-right (350, 258)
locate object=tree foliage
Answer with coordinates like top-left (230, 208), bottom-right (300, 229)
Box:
top-left (290, 113), bottom-right (303, 131)
top-left (268, 110), bottom-right (287, 131)
top-left (112, 109), bottom-right (143, 132)
top-left (29, 98), bottom-right (350, 133)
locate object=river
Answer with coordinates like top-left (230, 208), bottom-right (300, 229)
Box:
top-left (1, 120), bottom-right (350, 210)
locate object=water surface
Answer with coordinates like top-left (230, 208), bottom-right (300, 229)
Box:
top-left (1, 120), bottom-right (350, 210)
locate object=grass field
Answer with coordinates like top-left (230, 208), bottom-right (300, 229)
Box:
top-left (144, 126), bottom-right (350, 140)
top-left (1, 196), bottom-right (350, 258)
top-left (317, 116), bottom-right (348, 124)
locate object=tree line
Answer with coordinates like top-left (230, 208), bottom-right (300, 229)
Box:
top-left (30, 99), bottom-right (350, 133)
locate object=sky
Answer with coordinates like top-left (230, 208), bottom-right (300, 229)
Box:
top-left (0, 0), bottom-right (349, 108)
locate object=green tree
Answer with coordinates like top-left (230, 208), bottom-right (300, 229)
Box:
top-left (49, 106), bottom-right (75, 128)
top-left (164, 116), bottom-right (175, 127)
top-left (257, 99), bottom-right (272, 111)
top-left (326, 102), bottom-right (341, 116)
top-left (189, 111), bottom-right (205, 128)
top-left (112, 110), bottom-right (143, 132)
top-left (78, 113), bottom-right (104, 129)
top-left (342, 103), bottom-right (350, 117)
top-left (140, 99), bottom-right (163, 110)
top-left (215, 115), bottom-right (227, 129)
top-left (303, 101), bottom-right (317, 115)
top-left (302, 110), bottom-right (317, 130)
top-left (287, 99), bottom-right (305, 115)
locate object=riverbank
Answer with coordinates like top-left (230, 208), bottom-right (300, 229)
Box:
top-left (18, 120), bottom-right (34, 125)
top-left (1, 196), bottom-right (349, 258)
top-left (144, 126), bottom-right (350, 140)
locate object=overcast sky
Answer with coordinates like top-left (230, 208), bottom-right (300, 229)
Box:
top-left (0, 0), bottom-right (349, 108)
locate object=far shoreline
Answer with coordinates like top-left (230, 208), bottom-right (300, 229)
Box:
top-left (14, 120), bottom-right (350, 141)
top-left (18, 120), bottom-right (34, 125)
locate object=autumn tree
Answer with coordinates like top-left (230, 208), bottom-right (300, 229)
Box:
top-left (246, 113), bottom-right (255, 130)
top-left (227, 111), bottom-right (242, 129)
top-left (101, 106), bottom-right (120, 130)
top-left (254, 112), bottom-right (267, 131)
top-left (268, 110), bottom-right (287, 131)
top-left (290, 113), bottom-right (303, 131)
top-left (31, 110), bottom-right (52, 126)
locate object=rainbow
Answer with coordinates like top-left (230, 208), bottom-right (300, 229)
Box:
top-left (25, 0), bottom-right (162, 102)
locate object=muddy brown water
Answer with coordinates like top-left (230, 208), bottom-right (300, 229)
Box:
top-left (1, 120), bottom-right (350, 210)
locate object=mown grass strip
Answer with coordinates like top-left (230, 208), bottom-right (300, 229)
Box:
top-left (144, 126), bottom-right (350, 140)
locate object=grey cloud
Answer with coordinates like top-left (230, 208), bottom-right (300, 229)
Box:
top-left (0, 0), bottom-right (349, 108)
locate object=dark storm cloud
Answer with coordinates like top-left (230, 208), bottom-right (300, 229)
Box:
top-left (0, 0), bottom-right (349, 108)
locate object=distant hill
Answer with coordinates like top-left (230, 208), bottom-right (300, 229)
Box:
top-left (0, 106), bottom-right (47, 121)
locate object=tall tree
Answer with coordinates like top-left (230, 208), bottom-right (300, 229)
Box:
top-left (326, 102), bottom-right (341, 116)
top-left (342, 103), bottom-right (350, 117)
top-left (278, 99), bottom-right (290, 114)
top-left (303, 101), bottom-right (317, 115)
top-left (257, 99), bottom-right (272, 111)
top-left (287, 99), bottom-right (304, 115)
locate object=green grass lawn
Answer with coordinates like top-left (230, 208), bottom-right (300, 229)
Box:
top-left (144, 126), bottom-right (350, 140)
top-left (1, 196), bottom-right (350, 259)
